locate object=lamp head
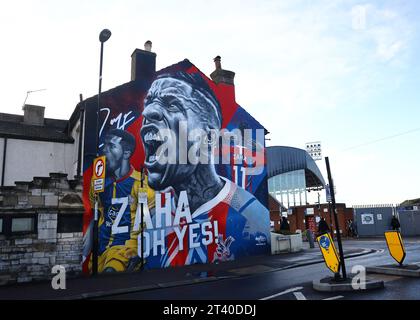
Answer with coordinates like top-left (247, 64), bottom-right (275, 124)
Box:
top-left (99, 29), bottom-right (112, 43)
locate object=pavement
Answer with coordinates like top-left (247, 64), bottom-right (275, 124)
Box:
top-left (366, 264), bottom-right (420, 277)
top-left (0, 241), bottom-right (374, 300)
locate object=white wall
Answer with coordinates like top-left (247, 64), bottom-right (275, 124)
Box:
top-left (1, 139), bottom-right (76, 186)
top-left (69, 117), bottom-right (83, 177)
top-left (0, 116), bottom-right (84, 186)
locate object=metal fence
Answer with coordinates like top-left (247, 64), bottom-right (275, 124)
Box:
top-left (397, 206), bottom-right (420, 236)
top-left (353, 204), bottom-right (420, 237)
top-left (353, 205), bottom-right (394, 236)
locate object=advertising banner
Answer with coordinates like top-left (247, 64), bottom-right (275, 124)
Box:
top-left (81, 59), bottom-right (271, 273)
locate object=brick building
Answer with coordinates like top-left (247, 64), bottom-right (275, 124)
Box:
top-left (268, 194), bottom-right (286, 232)
top-left (287, 203), bottom-right (354, 237)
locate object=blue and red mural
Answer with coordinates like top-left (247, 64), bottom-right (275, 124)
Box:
top-left (81, 59), bottom-right (270, 273)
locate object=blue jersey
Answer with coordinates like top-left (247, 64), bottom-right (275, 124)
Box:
top-left (98, 167), bottom-right (140, 255)
top-left (144, 177), bottom-right (271, 269)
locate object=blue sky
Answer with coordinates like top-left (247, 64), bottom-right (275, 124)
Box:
top-left (0, 0), bottom-right (419, 205)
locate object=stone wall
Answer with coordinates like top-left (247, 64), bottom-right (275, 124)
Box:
top-left (56, 232), bottom-right (83, 274)
top-left (0, 213), bottom-right (83, 285)
top-left (0, 173), bottom-right (84, 286)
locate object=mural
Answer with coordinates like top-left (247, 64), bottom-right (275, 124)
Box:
top-left (82, 59), bottom-right (270, 273)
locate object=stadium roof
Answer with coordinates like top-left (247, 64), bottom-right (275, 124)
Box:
top-left (266, 146), bottom-right (325, 189)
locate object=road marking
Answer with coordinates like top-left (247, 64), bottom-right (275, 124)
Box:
top-left (259, 287), bottom-right (304, 300)
top-left (323, 295), bottom-right (344, 300)
top-left (293, 292), bottom-right (307, 300)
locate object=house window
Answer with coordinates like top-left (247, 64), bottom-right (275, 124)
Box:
top-left (0, 214), bottom-right (37, 237)
top-left (11, 217), bottom-right (36, 233)
top-left (57, 214), bottom-right (83, 233)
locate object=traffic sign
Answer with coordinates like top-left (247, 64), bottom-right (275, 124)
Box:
top-left (385, 231), bottom-right (406, 266)
top-left (317, 232), bottom-right (340, 274)
top-left (325, 184), bottom-right (331, 202)
top-left (92, 156), bottom-right (106, 193)
top-left (325, 184), bottom-right (337, 202)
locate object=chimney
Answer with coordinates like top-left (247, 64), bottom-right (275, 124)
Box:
top-left (131, 40), bottom-right (157, 81)
top-left (214, 55), bottom-right (222, 70)
top-left (210, 56), bottom-right (235, 85)
top-left (22, 104), bottom-right (45, 126)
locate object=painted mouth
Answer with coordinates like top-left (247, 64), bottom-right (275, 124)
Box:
top-left (141, 125), bottom-right (165, 168)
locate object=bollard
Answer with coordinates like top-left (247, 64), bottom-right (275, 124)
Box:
top-left (307, 230), bottom-right (315, 248)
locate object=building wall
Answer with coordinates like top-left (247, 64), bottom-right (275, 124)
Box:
top-left (0, 173), bottom-right (84, 285)
top-left (288, 204), bottom-right (354, 237)
top-left (1, 139), bottom-right (76, 186)
top-left (81, 59), bottom-right (272, 273)
top-left (0, 212), bottom-right (82, 285)
top-left (69, 118), bottom-right (83, 177)
top-left (268, 195), bottom-right (281, 232)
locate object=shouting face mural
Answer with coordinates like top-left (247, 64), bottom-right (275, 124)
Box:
top-left (141, 72), bottom-right (224, 212)
top-left (82, 60), bottom-right (271, 274)
top-left (137, 71), bottom-right (270, 268)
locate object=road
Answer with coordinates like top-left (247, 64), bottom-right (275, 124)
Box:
top-left (97, 239), bottom-right (420, 300)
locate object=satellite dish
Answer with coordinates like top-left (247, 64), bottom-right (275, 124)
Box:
top-left (99, 29), bottom-right (112, 43)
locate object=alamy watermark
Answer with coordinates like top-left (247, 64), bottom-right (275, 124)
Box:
top-left (351, 265), bottom-right (366, 290)
top-left (141, 122), bottom-right (265, 176)
top-left (51, 265), bottom-right (66, 290)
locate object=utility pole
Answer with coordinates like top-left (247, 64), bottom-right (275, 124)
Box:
top-left (92, 29), bottom-right (112, 276)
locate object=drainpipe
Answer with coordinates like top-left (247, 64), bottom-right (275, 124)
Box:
top-left (1, 138), bottom-right (7, 186)
top-left (76, 94), bottom-right (85, 177)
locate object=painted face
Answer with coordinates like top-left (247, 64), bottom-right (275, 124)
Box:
top-left (141, 77), bottom-right (207, 190)
top-left (103, 135), bottom-right (124, 172)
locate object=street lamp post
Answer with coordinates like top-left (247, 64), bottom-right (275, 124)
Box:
top-left (92, 29), bottom-right (111, 276)
top-left (325, 157), bottom-right (347, 280)
top-left (140, 167), bottom-right (144, 270)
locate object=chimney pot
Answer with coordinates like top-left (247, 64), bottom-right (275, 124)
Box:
top-left (210, 56), bottom-right (235, 85)
top-left (144, 40), bottom-right (152, 52)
